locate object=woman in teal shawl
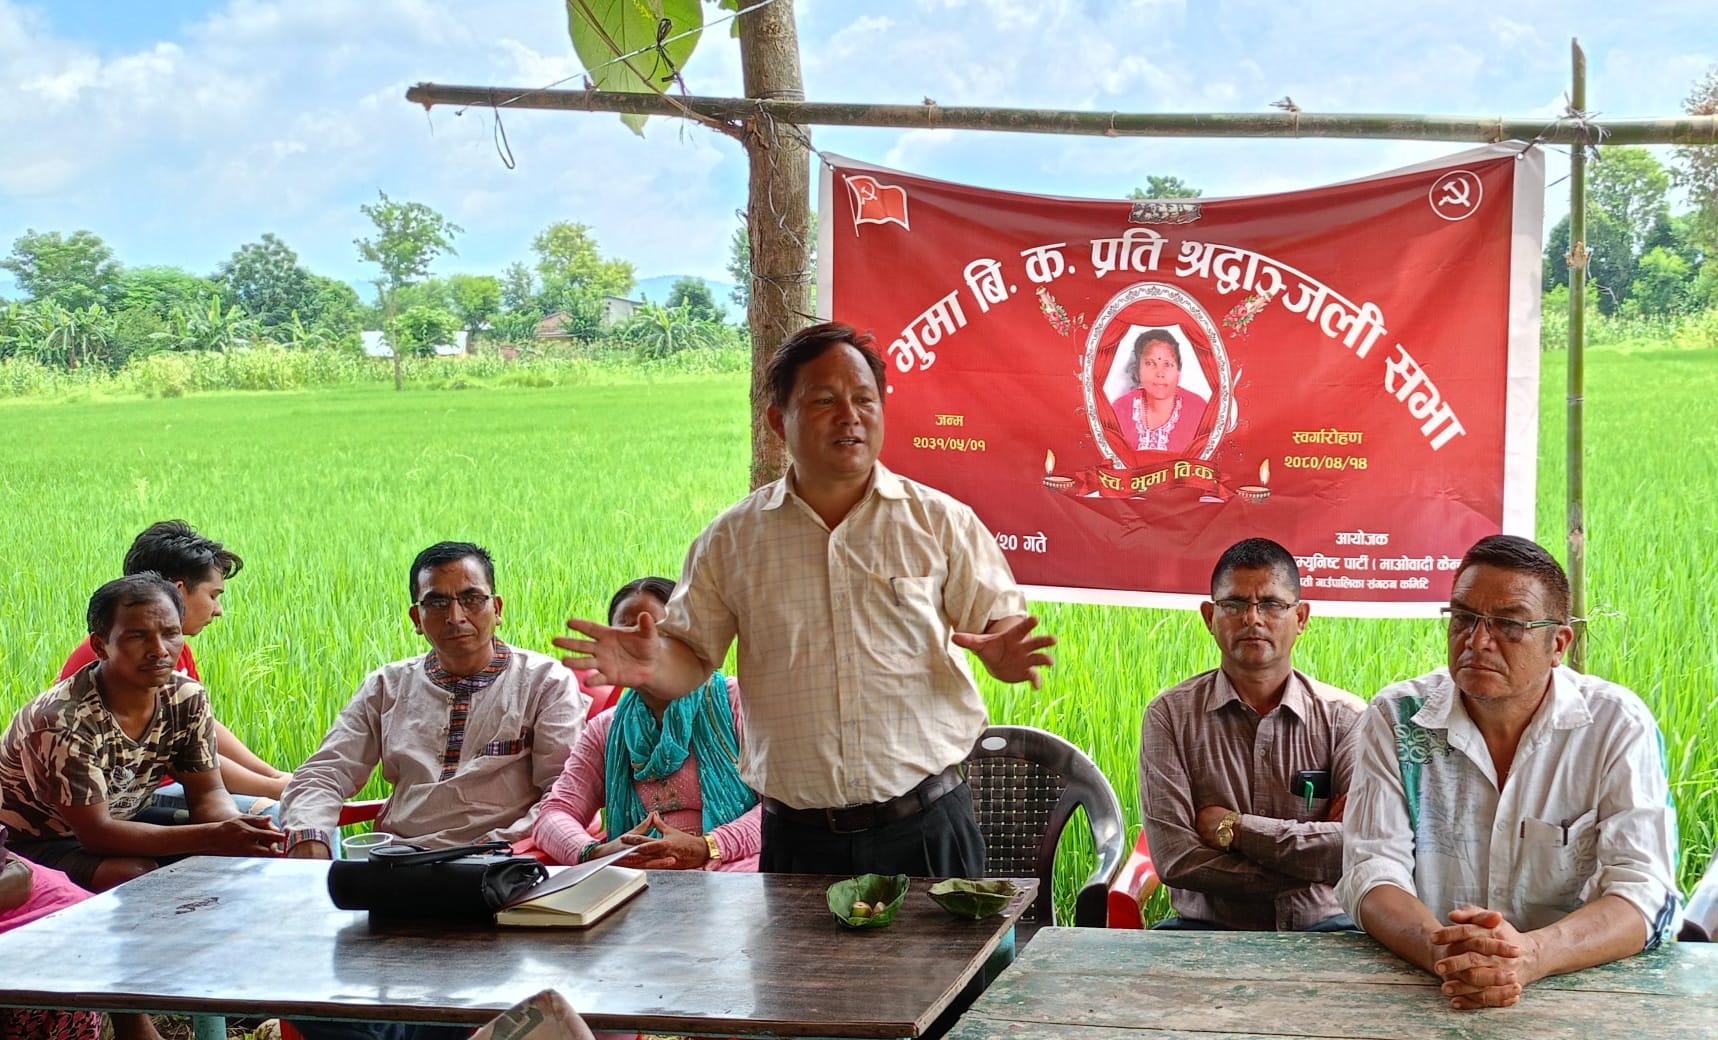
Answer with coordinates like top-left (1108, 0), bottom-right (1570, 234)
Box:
top-left (533, 578), bottom-right (761, 870)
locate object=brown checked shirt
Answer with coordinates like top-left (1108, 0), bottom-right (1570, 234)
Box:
top-left (1140, 668), bottom-right (1363, 930)
top-left (0, 665), bottom-right (219, 839)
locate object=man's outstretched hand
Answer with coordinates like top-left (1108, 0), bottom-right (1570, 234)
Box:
top-left (553, 611), bottom-right (664, 690)
top-left (952, 615), bottom-right (1056, 688)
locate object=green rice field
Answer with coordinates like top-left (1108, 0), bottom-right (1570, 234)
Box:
top-left (1, 348), bottom-right (1714, 919)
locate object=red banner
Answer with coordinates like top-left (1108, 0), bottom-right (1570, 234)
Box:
top-left (819, 146), bottom-right (1544, 615)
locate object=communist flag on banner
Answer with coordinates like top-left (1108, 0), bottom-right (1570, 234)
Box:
top-left (818, 146), bottom-right (1545, 615)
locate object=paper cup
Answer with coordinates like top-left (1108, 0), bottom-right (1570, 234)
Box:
top-left (341, 832), bottom-right (394, 860)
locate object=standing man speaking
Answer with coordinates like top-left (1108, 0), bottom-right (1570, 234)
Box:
top-left (559, 322), bottom-right (1053, 877)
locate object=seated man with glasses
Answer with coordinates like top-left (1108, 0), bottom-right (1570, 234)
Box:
top-left (1140, 537), bottom-right (1364, 930)
top-left (1338, 534), bottom-right (1679, 1010)
top-left (279, 541), bottom-right (589, 860)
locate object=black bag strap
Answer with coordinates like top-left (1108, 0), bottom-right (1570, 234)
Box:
top-left (368, 840), bottom-right (511, 867)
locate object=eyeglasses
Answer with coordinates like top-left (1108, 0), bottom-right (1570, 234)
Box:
top-left (414, 591), bottom-right (494, 614)
top-left (1441, 606), bottom-right (1563, 644)
top-left (1212, 597), bottom-right (1298, 618)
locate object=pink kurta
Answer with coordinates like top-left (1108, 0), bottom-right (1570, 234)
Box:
top-left (533, 682), bottom-right (761, 871)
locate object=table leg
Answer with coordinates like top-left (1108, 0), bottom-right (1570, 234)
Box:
top-left (191, 1013), bottom-right (227, 1040)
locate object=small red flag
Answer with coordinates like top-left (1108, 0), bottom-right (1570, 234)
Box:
top-left (847, 175), bottom-right (910, 233)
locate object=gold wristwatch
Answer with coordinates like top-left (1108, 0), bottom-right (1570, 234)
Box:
top-left (1215, 811), bottom-right (1242, 850)
top-left (704, 833), bottom-right (722, 863)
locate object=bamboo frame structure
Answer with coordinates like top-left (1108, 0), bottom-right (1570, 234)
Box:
top-left (404, 84), bottom-right (1718, 146)
top-left (406, 50), bottom-right (1716, 636)
top-left (1568, 42), bottom-right (1590, 670)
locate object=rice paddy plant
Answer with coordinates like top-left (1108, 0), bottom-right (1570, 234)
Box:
top-left (0, 347), bottom-right (1712, 924)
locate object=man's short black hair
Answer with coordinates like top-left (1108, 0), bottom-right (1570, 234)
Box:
top-left (88, 572), bottom-right (183, 637)
top-left (765, 321), bottom-right (887, 408)
top-left (1210, 538), bottom-right (1301, 598)
top-left (124, 520), bottom-right (244, 586)
top-left (608, 576), bottom-right (677, 626)
top-left (409, 541), bottom-right (496, 601)
top-left (1455, 534), bottom-right (1571, 620)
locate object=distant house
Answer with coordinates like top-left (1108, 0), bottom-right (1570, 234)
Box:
top-left (360, 330), bottom-right (469, 358)
top-left (535, 295), bottom-right (642, 339)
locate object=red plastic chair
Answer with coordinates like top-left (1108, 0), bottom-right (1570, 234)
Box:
top-left (1104, 829), bottom-right (1161, 928)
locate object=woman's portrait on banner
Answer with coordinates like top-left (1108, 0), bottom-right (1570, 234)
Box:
top-left (1084, 282), bottom-right (1231, 468)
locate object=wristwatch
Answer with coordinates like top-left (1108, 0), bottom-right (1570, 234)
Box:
top-left (703, 833), bottom-right (722, 863)
top-left (1214, 811), bottom-right (1242, 850)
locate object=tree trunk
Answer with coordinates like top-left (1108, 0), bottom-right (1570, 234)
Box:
top-left (738, 0), bottom-right (810, 489)
top-left (386, 288), bottom-right (403, 392)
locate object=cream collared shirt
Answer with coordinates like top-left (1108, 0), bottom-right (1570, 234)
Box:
top-left (1338, 666), bottom-right (1680, 944)
top-left (659, 463), bottom-right (1026, 810)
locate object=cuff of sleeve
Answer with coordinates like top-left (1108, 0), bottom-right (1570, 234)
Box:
top-left (1234, 814), bottom-right (1275, 863)
top-left (1335, 862), bottom-right (1416, 927)
top-left (285, 827), bottom-right (333, 853)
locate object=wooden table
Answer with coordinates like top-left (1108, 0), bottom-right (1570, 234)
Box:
top-left (946, 928), bottom-right (1718, 1040)
top-left (0, 857), bottom-right (1033, 1036)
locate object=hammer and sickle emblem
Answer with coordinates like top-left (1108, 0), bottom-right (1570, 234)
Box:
top-left (1437, 180), bottom-right (1473, 209)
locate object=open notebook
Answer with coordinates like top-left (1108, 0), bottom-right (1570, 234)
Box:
top-left (496, 849), bottom-right (648, 928)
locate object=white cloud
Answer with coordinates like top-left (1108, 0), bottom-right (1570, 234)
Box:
top-left (0, 0), bottom-right (1712, 299)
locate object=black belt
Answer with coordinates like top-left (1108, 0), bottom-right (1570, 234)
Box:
top-left (763, 764), bottom-right (966, 835)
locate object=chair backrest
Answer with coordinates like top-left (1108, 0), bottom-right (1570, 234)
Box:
top-left (965, 725), bottom-right (1126, 929)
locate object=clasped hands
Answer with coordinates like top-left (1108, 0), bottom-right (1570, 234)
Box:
top-left (1430, 905), bottom-right (1541, 1010)
top-left (591, 811), bottom-right (712, 870)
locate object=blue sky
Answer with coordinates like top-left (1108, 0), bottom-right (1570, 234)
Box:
top-left (2, 0), bottom-right (1713, 302)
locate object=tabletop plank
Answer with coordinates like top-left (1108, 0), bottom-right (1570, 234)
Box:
top-left (947, 928), bottom-right (1718, 1040)
top-left (0, 857), bottom-right (1033, 1036)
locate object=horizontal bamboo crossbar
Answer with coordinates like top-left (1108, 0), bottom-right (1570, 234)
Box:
top-left (405, 84), bottom-right (1718, 146)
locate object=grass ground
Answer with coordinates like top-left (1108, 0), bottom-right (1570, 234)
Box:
top-left (2, 349), bottom-right (1712, 919)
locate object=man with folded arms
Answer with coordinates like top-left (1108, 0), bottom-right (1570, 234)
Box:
top-left (1141, 537), bottom-right (1363, 930)
top-left (1338, 534), bottom-right (1680, 1010)
top-left (280, 541), bottom-right (587, 859)
top-left (560, 322), bottom-right (1054, 877)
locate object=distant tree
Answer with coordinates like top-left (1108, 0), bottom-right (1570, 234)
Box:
top-left (216, 234), bottom-right (316, 327)
top-left (1544, 211), bottom-right (1637, 314)
top-left (532, 221), bottom-right (635, 305)
top-left (2, 230), bottom-right (122, 310)
top-left (355, 192), bottom-right (461, 388)
top-left (299, 275), bottom-right (363, 338)
top-left (447, 274), bottom-right (502, 349)
top-left (725, 212), bottom-right (817, 316)
top-left (500, 262), bottom-right (538, 313)
top-left (1128, 176), bottom-right (1203, 200)
top-left (1672, 65), bottom-right (1718, 255)
top-left (117, 267), bottom-right (219, 320)
top-left (1588, 147), bottom-right (1671, 260)
top-left (726, 223), bottom-right (751, 311)
top-left (666, 277), bottom-right (724, 322)
top-left (391, 305), bottom-right (461, 357)
top-left (1627, 247), bottom-right (1693, 317)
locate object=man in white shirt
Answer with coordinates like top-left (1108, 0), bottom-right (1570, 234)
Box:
top-left (1338, 534), bottom-right (1679, 1010)
top-left (281, 542), bottom-right (587, 859)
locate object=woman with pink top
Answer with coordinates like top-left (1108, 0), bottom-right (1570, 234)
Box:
top-left (534, 578), bottom-right (761, 871)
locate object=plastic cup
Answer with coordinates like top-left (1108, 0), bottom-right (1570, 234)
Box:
top-left (341, 832), bottom-right (394, 860)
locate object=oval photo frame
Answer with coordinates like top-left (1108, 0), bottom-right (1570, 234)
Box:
top-left (1082, 282), bottom-right (1232, 469)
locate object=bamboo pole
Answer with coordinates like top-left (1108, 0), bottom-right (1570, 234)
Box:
top-left (1567, 40), bottom-right (1589, 670)
top-left (404, 84), bottom-right (1718, 145)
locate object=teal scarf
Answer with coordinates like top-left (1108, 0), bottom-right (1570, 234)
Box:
top-left (604, 673), bottom-right (756, 838)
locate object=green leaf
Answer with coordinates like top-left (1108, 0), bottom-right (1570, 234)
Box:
top-left (565, 0), bottom-right (704, 136)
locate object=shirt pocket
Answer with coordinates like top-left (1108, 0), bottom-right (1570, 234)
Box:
top-left (1518, 809), bottom-right (1599, 911)
top-left (478, 730), bottom-right (532, 758)
top-left (862, 572), bottom-right (940, 658)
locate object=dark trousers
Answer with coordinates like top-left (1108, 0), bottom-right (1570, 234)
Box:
top-left (760, 782), bottom-right (986, 877)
